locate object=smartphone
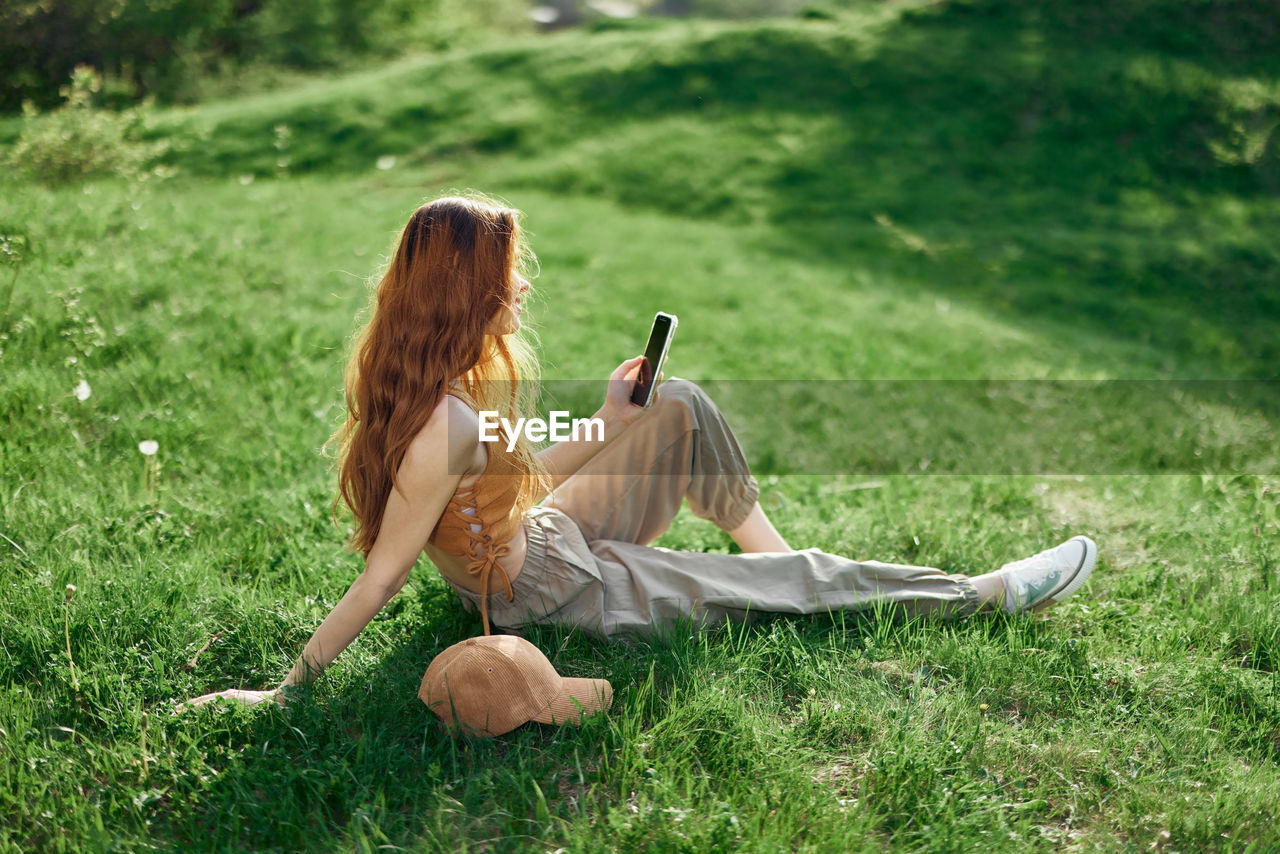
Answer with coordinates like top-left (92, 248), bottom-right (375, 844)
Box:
top-left (630, 311), bottom-right (678, 408)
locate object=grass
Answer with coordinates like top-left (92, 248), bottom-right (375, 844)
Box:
top-left (1, 0), bottom-right (1279, 850)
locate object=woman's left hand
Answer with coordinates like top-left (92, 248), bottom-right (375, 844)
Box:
top-left (599, 356), bottom-right (658, 427)
top-left (175, 688), bottom-right (283, 713)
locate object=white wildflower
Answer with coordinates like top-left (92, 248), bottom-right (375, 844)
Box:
top-left (530, 6), bottom-right (560, 24)
top-left (74, 380), bottom-right (91, 401)
top-left (138, 440), bottom-right (159, 456)
top-left (375, 155), bottom-right (396, 171)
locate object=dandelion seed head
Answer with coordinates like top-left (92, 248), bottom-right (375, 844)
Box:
top-left (74, 380), bottom-right (91, 401)
top-left (375, 155), bottom-right (396, 171)
top-left (530, 6), bottom-right (560, 24)
top-left (139, 440), bottom-right (159, 456)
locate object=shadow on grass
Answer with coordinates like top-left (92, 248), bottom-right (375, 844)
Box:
top-left (151, 575), bottom-right (1280, 851)
top-left (156, 596), bottom-right (1070, 850)
top-left (153, 613), bottom-right (620, 850)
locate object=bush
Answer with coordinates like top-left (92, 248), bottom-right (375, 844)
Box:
top-left (0, 0), bottom-right (237, 112)
top-left (5, 66), bottom-right (169, 185)
top-left (0, 0), bottom-right (526, 112)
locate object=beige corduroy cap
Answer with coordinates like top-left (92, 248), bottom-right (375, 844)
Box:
top-left (418, 635), bottom-right (613, 737)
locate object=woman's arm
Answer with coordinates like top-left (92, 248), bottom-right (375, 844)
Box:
top-left (277, 401), bottom-right (477, 693)
top-left (534, 356), bottom-right (651, 494)
top-left (177, 398), bottom-right (475, 711)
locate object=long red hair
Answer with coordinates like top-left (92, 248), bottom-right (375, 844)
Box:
top-left (328, 194), bottom-right (548, 558)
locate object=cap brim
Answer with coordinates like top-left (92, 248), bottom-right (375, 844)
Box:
top-left (531, 677), bottom-right (613, 726)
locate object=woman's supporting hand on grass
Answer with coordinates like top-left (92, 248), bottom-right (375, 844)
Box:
top-left (175, 688), bottom-right (284, 712)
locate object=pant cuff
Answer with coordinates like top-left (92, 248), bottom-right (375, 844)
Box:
top-left (718, 475), bottom-right (760, 531)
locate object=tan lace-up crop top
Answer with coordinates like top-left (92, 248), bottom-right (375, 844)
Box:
top-left (428, 393), bottom-right (524, 636)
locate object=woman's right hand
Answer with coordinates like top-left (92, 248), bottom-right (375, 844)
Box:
top-left (175, 688), bottom-right (283, 713)
top-left (599, 355), bottom-right (656, 427)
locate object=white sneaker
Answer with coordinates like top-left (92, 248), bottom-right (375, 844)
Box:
top-left (997, 535), bottom-right (1097, 614)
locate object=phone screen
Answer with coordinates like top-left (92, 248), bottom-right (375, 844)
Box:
top-left (630, 312), bottom-right (677, 407)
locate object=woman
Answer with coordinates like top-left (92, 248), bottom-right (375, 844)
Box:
top-left (178, 194), bottom-right (1097, 711)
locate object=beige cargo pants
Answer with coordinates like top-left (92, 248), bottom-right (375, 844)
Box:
top-left (444, 378), bottom-right (980, 638)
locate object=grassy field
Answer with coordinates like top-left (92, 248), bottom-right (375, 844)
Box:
top-left (2, 0), bottom-right (1278, 850)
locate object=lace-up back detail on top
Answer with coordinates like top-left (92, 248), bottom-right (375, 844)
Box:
top-left (428, 394), bottom-right (525, 635)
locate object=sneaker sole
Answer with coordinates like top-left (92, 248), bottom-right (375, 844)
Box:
top-left (1030, 535), bottom-right (1097, 612)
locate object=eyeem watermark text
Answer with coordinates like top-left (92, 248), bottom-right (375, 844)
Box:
top-left (479, 411), bottom-right (604, 451)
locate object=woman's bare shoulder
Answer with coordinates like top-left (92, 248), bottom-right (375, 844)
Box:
top-left (406, 394), bottom-right (481, 474)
